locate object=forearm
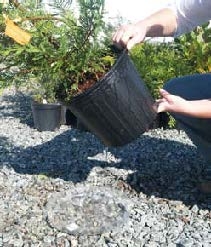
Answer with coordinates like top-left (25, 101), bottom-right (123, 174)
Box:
top-left (157, 90), bottom-right (211, 119)
top-left (182, 100), bottom-right (211, 118)
top-left (137, 8), bottom-right (177, 37)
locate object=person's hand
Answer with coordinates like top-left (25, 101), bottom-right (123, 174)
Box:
top-left (112, 22), bottom-right (148, 50)
top-left (154, 89), bottom-right (190, 114)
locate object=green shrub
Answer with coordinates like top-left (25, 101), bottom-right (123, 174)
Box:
top-left (0, 0), bottom-right (116, 103)
top-left (174, 22), bottom-right (211, 73)
top-left (130, 42), bottom-right (193, 99)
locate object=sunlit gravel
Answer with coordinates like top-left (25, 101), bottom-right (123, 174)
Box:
top-left (0, 88), bottom-right (211, 247)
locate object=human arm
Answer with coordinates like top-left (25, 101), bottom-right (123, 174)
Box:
top-left (112, 8), bottom-right (177, 50)
top-left (155, 89), bottom-right (211, 118)
top-left (112, 0), bottom-right (211, 50)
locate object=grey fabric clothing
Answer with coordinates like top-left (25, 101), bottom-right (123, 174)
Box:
top-left (167, 0), bottom-right (211, 36)
top-left (164, 74), bottom-right (211, 164)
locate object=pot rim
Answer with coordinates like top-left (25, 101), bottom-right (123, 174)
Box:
top-left (69, 49), bottom-right (129, 103)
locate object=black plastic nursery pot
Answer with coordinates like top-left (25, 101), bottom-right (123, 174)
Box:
top-left (31, 102), bottom-right (62, 131)
top-left (69, 50), bottom-right (157, 147)
top-left (60, 104), bottom-right (77, 127)
top-left (60, 104), bottom-right (88, 131)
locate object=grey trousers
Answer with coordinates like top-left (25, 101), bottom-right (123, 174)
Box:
top-left (163, 73), bottom-right (211, 165)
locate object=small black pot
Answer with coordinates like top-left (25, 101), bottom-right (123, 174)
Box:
top-left (31, 101), bottom-right (61, 131)
top-left (60, 104), bottom-right (77, 127)
top-left (69, 50), bottom-right (157, 147)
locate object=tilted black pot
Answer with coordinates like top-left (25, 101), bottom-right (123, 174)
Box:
top-left (69, 50), bottom-right (157, 147)
top-left (31, 101), bottom-right (61, 131)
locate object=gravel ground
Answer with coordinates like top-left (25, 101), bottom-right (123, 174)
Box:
top-left (1, 88), bottom-right (211, 247)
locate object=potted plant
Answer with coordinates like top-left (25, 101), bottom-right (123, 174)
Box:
top-left (0, 0), bottom-right (156, 144)
top-left (0, 0), bottom-right (117, 131)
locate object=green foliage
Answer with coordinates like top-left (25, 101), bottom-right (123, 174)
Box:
top-left (0, 0), bottom-right (115, 103)
top-left (130, 42), bottom-right (193, 99)
top-left (174, 22), bottom-right (211, 73)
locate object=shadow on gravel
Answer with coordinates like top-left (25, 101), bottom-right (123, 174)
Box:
top-left (1, 126), bottom-right (209, 209)
top-left (0, 91), bottom-right (33, 127)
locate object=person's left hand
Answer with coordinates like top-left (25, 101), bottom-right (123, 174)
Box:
top-left (153, 89), bottom-right (190, 114)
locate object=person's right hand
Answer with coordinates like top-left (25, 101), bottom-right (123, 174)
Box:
top-left (154, 89), bottom-right (190, 114)
top-left (112, 22), bottom-right (148, 50)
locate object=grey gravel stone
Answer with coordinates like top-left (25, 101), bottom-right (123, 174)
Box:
top-left (0, 88), bottom-right (211, 246)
